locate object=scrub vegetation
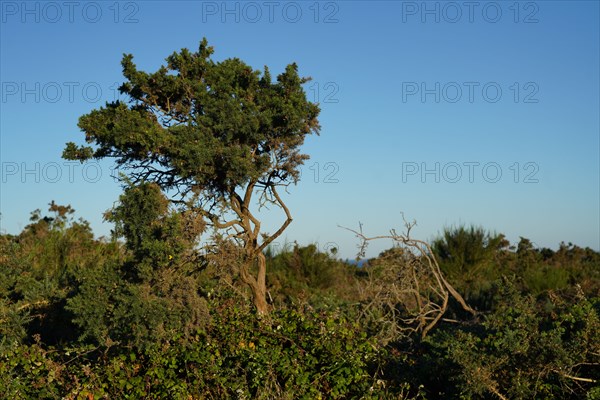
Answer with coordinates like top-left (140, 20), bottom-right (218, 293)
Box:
top-left (1, 40), bottom-right (598, 399)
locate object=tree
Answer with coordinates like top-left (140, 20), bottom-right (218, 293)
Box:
top-left (63, 38), bottom-right (321, 314)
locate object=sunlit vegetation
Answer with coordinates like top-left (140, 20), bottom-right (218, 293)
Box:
top-left (1, 203), bottom-right (598, 399)
top-left (2, 40), bottom-right (597, 398)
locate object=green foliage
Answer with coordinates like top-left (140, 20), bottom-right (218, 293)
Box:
top-left (267, 243), bottom-right (360, 306)
top-left (432, 226), bottom-right (599, 311)
top-left (0, 340), bottom-right (65, 398)
top-left (0, 203), bottom-right (122, 348)
top-left (67, 185), bottom-right (209, 349)
top-left (186, 304), bottom-right (381, 399)
top-left (432, 225), bottom-right (507, 310)
top-left (428, 278), bottom-right (600, 399)
top-left (64, 261), bottom-right (125, 345)
top-left (2, 202), bottom-right (599, 399)
top-left (63, 38), bottom-right (320, 199)
top-left (104, 181), bottom-right (204, 280)
top-left (1, 297), bottom-right (427, 399)
top-left (432, 225), bottom-right (506, 276)
top-left (523, 264), bottom-right (570, 295)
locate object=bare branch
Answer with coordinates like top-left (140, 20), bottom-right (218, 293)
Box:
top-left (341, 218), bottom-right (476, 340)
top-left (553, 370), bottom-right (597, 383)
top-left (257, 185), bottom-right (292, 254)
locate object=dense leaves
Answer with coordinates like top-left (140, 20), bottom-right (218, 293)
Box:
top-left (63, 38), bottom-right (320, 199)
top-left (1, 209), bottom-right (598, 398)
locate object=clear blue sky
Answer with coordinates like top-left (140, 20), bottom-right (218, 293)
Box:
top-left (1, 1), bottom-right (599, 258)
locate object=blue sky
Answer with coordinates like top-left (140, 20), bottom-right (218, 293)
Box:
top-left (1, 1), bottom-right (599, 258)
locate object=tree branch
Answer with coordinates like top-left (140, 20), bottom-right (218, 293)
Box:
top-left (257, 185), bottom-right (292, 254)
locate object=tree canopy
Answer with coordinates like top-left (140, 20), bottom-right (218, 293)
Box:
top-left (63, 38), bottom-right (320, 201)
top-left (63, 38), bottom-right (321, 313)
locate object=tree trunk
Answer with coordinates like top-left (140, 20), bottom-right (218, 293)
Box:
top-left (239, 252), bottom-right (270, 315)
top-left (252, 286), bottom-right (269, 315)
top-left (254, 252), bottom-right (269, 314)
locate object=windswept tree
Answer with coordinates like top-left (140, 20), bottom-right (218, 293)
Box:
top-left (63, 38), bottom-right (321, 314)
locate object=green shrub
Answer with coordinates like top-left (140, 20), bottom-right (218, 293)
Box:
top-left (428, 278), bottom-right (599, 399)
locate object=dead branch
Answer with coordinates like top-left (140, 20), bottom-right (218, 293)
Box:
top-left (341, 216), bottom-right (476, 340)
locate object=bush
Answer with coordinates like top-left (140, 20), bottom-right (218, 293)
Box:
top-left (427, 278), bottom-right (600, 399)
top-left (1, 298), bottom-right (427, 399)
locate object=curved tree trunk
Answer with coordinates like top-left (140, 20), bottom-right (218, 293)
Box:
top-left (239, 252), bottom-right (269, 315)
